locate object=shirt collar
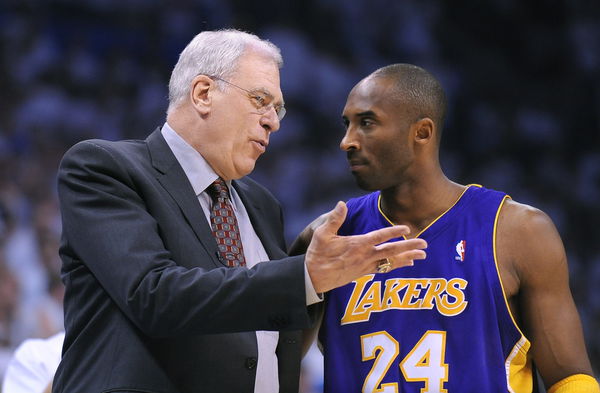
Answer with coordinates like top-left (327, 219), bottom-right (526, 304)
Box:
top-left (160, 122), bottom-right (229, 196)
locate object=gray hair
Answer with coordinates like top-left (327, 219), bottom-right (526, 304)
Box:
top-left (167, 29), bottom-right (283, 114)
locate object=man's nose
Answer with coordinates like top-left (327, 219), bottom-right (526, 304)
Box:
top-left (260, 107), bottom-right (280, 133)
top-left (340, 128), bottom-right (359, 151)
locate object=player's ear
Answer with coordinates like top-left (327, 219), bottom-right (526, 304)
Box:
top-left (414, 117), bottom-right (435, 145)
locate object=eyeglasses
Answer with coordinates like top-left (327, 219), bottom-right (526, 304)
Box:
top-left (211, 76), bottom-right (286, 121)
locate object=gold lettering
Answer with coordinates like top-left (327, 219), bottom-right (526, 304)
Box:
top-left (421, 279), bottom-right (447, 310)
top-left (341, 275), bottom-right (375, 324)
top-left (382, 278), bottom-right (408, 308)
top-left (355, 281), bottom-right (382, 315)
top-left (438, 278), bottom-right (468, 316)
top-left (399, 279), bottom-right (427, 308)
top-left (340, 276), bottom-right (469, 325)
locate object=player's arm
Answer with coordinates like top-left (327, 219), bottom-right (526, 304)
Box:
top-left (289, 212), bottom-right (329, 256)
top-left (497, 200), bottom-right (598, 392)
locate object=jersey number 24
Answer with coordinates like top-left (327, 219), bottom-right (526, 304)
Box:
top-left (361, 330), bottom-right (448, 393)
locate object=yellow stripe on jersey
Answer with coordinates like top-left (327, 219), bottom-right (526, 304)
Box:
top-left (505, 336), bottom-right (532, 393)
top-left (493, 195), bottom-right (533, 392)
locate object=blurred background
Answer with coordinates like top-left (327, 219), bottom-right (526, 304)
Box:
top-left (0, 0), bottom-right (598, 391)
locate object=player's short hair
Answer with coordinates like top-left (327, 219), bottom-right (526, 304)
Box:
top-left (371, 64), bottom-right (447, 140)
top-left (167, 29), bottom-right (282, 114)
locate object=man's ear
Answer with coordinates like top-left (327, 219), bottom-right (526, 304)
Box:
top-left (189, 75), bottom-right (214, 116)
top-left (414, 117), bottom-right (435, 145)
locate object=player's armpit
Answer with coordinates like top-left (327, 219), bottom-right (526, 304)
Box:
top-left (497, 200), bottom-right (594, 388)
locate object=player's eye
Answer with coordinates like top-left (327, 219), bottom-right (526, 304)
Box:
top-left (360, 118), bottom-right (375, 127)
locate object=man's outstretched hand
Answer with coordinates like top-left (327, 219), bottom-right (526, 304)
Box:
top-left (305, 201), bottom-right (427, 293)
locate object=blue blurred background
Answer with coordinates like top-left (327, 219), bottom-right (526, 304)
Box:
top-left (0, 0), bottom-right (598, 391)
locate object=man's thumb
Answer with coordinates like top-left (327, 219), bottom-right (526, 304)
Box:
top-left (321, 201), bottom-right (347, 234)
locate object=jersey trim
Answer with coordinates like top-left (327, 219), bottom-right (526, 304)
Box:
top-left (376, 184), bottom-right (479, 238)
top-left (493, 195), bottom-right (533, 392)
top-left (506, 336), bottom-right (532, 393)
top-left (492, 195), bottom-right (525, 337)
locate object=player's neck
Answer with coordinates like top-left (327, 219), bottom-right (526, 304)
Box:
top-left (379, 171), bottom-right (465, 237)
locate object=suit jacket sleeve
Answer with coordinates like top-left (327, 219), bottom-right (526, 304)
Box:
top-left (57, 139), bottom-right (312, 337)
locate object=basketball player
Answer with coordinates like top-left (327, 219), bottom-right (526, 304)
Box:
top-left (292, 64), bottom-right (599, 392)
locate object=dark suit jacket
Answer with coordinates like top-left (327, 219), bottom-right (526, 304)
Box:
top-left (53, 128), bottom-right (313, 393)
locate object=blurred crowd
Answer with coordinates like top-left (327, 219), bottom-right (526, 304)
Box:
top-left (0, 0), bottom-right (598, 391)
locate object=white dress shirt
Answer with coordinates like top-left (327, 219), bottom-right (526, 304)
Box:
top-left (2, 332), bottom-right (64, 393)
top-left (161, 123), bottom-right (320, 393)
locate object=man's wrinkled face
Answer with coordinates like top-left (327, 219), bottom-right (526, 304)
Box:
top-left (200, 51), bottom-right (284, 180)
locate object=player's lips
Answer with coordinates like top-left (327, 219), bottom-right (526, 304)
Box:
top-left (348, 159), bottom-right (368, 171)
top-left (347, 154), bottom-right (368, 171)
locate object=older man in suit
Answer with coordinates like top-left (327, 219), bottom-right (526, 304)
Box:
top-left (53, 29), bottom-right (427, 393)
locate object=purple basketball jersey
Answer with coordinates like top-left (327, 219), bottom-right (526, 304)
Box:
top-left (320, 185), bottom-right (533, 393)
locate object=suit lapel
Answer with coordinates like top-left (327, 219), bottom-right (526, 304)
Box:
top-left (233, 180), bottom-right (286, 260)
top-left (146, 128), bottom-right (222, 268)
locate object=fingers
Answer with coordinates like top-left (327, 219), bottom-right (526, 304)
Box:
top-left (306, 211), bottom-right (430, 292)
top-left (374, 237), bottom-right (427, 258)
top-left (316, 201), bottom-right (347, 236)
top-left (372, 246), bottom-right (427, 276)
top-left (362, 224), bottom-right (412, 244)
top-left (372, 238), bottom-right (427, 272)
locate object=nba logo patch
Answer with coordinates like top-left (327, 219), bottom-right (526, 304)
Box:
top-left (455, 240), bottom-right (466, 262)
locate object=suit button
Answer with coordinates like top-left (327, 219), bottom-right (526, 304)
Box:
top-left (245, 357), bottom-right (257, 370)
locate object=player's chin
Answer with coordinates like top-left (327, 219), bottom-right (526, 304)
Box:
top-left (353, 174), bottom-right (378, 191)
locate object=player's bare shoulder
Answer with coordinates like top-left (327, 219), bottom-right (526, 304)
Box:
top-left (496, 198), bottom-right (568, 289)
top-left (498, 198), bottom-right (558, 236)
